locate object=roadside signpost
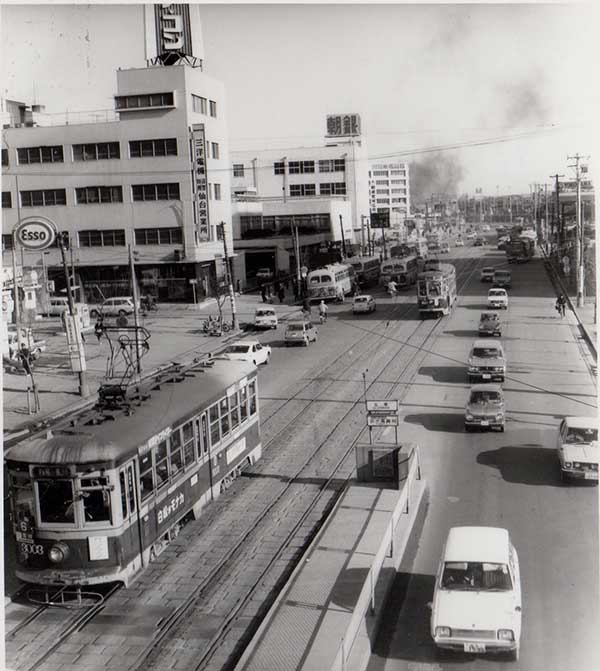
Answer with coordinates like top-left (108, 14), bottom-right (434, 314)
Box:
top-left (366, 399), bottom-right (399, 443)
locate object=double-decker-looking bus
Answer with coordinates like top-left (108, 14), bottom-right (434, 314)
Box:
top-left (380, 255), bottom-right (419, 288)
top-left (417, 262), bottom-right (457, 317)
top-left (347, 256), bottom-right (381, 287)
top-left (5, 360), bottom-right (261, 588)
top-left (389, 243), bottom-right (411, 259)
top-left (307, 263), bottom-right (353, 301)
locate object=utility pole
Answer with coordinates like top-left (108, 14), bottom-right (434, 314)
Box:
top-left (58, 232), bottom-right (90, 397)
top-left (367, 216), bottom-right (372, 256)
top-left (544, 183), bottom-right (549, 251)
top-left (360, 215), bottom-right (366, 255)
top-left (567, 154), bottom-right (589, 307)
top-left (339, 214), bottom-right (348, 258)
top-left (281, 156), bottom-right (287, 203)
top-left (219, 222), bottom-right (239, 330)
top-left (128, 244), bottom-right (142, 374)
top-left (550, 173), bottom-right (564, 255)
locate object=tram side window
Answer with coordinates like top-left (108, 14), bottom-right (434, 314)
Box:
top-left (119, 472), bottom-right (127, 518)
top-left (155, 440), bottom-right (169, 488)
top-left (210, 403), bottom-right (220, 446)
top-left (230, 391), bottom-right (240, 430)
top-left (37, 479), bottom-right (75, 524)
top-left (170, 429), bottom-right (183, 476)
top-left (80, 477), bottom-right (111, 523)
top-left (182, 420), bottom-right (196, 466)
top-left (239, 386), bottom-right (248, 422)
top-left (200, 414), bottom-right (209, 455)
top-left (249, 381), bottom-right (257, 415)
top-left (127, 466), bottom-right (136, 514)
top-left (220, 397), bottom-right (230, 437)
top-left (140, 453), bottom-right (155, 501)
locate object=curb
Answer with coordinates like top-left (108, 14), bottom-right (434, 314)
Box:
top-left (541, 251), bottom-right (597, 360)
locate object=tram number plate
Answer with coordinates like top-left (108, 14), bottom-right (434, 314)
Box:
top-left (584, 472), bottom-right (597, 480)
top-left (464, 643), bottom-right (486, 653)
top-left (480, 420), bottom-right (489, 426)
top-left (482, 374), bottom-right (491, 380)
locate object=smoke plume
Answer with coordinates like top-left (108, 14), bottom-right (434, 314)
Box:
top-left (498, 75), bottom-right (549, 127)
top-left (409, 152), bottom-right (465, 205)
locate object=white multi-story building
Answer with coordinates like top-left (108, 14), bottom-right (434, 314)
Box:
top-left (230, 117), bottom-right (371, 282)
top-left (368, 160), bottom-right (411, 229)
top-left (2, 6), bottom-right (232, 303)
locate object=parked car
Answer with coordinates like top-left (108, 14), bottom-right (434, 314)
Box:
top-left (487, 288), bottom-right (508, 310)
top-left (468, 340), bottom-right (506, 382)
top-left (45, 296), bottom-right (69, 316)
top-left (556, 416), bottom-right (598, 483)
top-left (480, 267), bottom-right (495, 282)
top-left (255, 268), bottom-right (275, 282)
top-left (493, 270), bottom-right (512, 289)
top-left (478, 311), bottom-right (502, 337)
top-left (5, 327), bottom-right (47, 361)
top-left (455, 239), bottom-right (464, 247)
top-left (497, 236), bottom-right (510, 250)
top-left (430, 526), bottom-right (522, 660)
top-left (474, 237), bottom-right (485, 247)
top-left (254, 307), bottom-right (278, 329)
top-left (352, 295), bottom-right (376, 314)
top-left (284, 320), bottom-right (318, 346)
top-left (90, 297), bottom-right (136, 318)
top-left (220, 340), bottom-right (271, 366)
top-left (482, 224), bottom-right (491, 232)
top-left (465, 384), bottom-right (505, 432)
top-left (466, 231), bottom-right (476, 240)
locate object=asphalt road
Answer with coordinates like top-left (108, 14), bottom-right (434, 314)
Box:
top-left (361, 242), bottom-right (599, 670)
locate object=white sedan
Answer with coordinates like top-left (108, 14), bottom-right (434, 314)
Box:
top-left (220, 340), bottom-right (271, 366)
top-left (557, 416), bottom-right (598, 482)
top-left (352, 295), bottom-right (376, 313)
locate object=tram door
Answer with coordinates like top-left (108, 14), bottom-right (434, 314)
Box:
top-left (118, 463), bottom-right (141, 569)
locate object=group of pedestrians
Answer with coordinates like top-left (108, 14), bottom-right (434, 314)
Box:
top-left (260, 281), bottom-right (286, 305)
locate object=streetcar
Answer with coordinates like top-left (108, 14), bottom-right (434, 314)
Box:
top-left (5, 359), bottom-right (261, 588)
top-left (380, 255), bottom-right (419, 288)
top-left (417, 262), bottom-right (457, 317)
top-left (307, 263), bottom-right (353, 301)
top-left (347, 256), bottom-right (381, 287)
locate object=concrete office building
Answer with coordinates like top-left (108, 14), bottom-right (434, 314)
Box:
top-left (230, 115), bottom-right (371, 283)
top-left (2, 5), bottom-right (232, 303)
top-left (368, 160), bottom-right (411, 231)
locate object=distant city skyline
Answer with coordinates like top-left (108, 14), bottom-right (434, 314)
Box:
top-left (2, 2), bottom-right (597, 196)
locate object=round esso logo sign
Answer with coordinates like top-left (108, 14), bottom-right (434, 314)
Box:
top-left (14, 218), bottom-right (56, 250)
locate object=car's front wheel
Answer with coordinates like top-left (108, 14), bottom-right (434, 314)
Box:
top-left (118, 309), bottom-right (127, 316)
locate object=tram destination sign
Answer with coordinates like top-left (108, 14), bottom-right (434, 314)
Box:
top-left (367, 415), bottom-right (399, 427)
top-left (14, 217), bottom-right (56, 251)
top-left (366, 400), bottom-right (398, 414)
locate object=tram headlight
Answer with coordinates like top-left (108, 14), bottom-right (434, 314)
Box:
top-left (48, 541), bottom-right (70, 564)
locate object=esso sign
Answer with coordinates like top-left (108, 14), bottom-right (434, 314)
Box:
top-left (14, 218), bottom-right (56, 250)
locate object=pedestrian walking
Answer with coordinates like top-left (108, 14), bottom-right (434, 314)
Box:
top-left (260, 284), bottom-right (267, 303)
top-left (318, 300), bottom-right (328, 323)
top-left (555, 294), bottom-right (566, 318)
top-left (292, 279), bottom-right (299, 302)
top-left (278, 285), bottom-right (285, 304)
top-left (336, 286), bottom-right (345, 303)
top-left (387, 279), bottom-right (398, 298)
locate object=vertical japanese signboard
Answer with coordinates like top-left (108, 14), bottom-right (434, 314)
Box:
top-left (191, 124), bottom-right (210, 241)
top-left (326, 113), bottom-right (361, 137)
top-left (154, 4), bottom-right (193, 58)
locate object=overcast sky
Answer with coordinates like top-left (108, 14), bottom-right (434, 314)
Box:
top-left (2, 2), bottom-right (598, 197)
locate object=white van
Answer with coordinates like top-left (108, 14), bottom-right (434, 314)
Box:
top-left (254, 307), bottom-right (278, 329)
top-left (430, 526), bottom-right (522, 660)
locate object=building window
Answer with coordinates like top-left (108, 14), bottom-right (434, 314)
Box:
top-left (20, 189), bottom-right (67, 207)
top-left (289, 161), bottom-right (315, 174)
top-left (78, 229), bottom-right (126, 247)
top-left (129, 138), bottom-right (177, 158)
top-left (214, 183), bottom-right (221, 200)
top-left (2, 149), bottom-right (8, 166)
top-left (319, 182), bottom-right (346, 196)
top-left (192, 94), bottom-right (207, 114)
top-left (391, 188), bottom-right (406, 194)
top-left (290, 183), bottom-right (316, 197)
top-left (115, 92), bottom-right (174, 109)
top-left (2, 192), bottom-right (12, 208)
top-left (17, 145), bottom-right (64, 165)
top-left (131, 183), bottom-right (180, 201)
top-left (135, 227), bottom-right (183, 245)
top-left (390, 169), bottom-right (406, 176)
top-left (376, 189), bottom-right (389, 195)
top-left (233, 163), bottom-right (245, 177)
top-left (274, 162), bottom-right (285, 175)
top-left (75, 186), bottom-right (123, 205)
top-left (376, 198), bottom-right (388, 204)
top-left (320, 158), bottom-right (345, 172)
top-left (375, 180), bottom-right (389, 185)
top-left (372, 170), bottom-right (387, 176)
top-left (211, 142), bottom-right (219, 160)
top-left (2, 234), bottom-right (14, 250)
top-left (73, 142), bottom-right (120, 161)
top-left (209, 100), bottom-right (217, 117)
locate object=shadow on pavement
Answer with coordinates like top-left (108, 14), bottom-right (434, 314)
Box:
top-left (477, 445), bottom-right (562, 486)
top-left (442, 329), bottom-right (479, 338)
top-left (418, 365), bottom-right (466, 384)
top-left (404, 412), bottom-right (465, 433)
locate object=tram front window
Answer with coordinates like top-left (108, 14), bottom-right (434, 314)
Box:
top-left (80, 477), bottom-right (111, 523)
top-left (418, 282), bottom-right (427, 296)
top-left (428, 282), bottom-right (441, 296)
top-left (37, 479), bottom-right (75, 524)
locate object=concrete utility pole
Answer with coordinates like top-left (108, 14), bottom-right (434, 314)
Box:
top-left (360, 215), bottom-right (366, 255)
top-left (567, 154), bottom-right (588, 307)
top-left (339, 214), bottom-right (348, 259)
top-left (544, 183), bottom-right (549, 250)
top-left (219, 222), bottom-right (239, 330)
top-left (550, 173), bottom-right (564, 254)
top-left (128, 244), bottom-right (142, 374)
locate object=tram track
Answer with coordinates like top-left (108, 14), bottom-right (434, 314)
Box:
top-left (6, 251), bottom-right (484, 671)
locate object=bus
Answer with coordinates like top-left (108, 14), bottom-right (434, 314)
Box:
top-left (417, 262), bottom-right (457, 317)
top-left (380, 255), bottom-right (419, 288)
top-left (307, 263), bottom-right (353, 302)
top-left (347, 256), bottom-right (381, 287)
top-left (5, 359), bottom-right (261, 589)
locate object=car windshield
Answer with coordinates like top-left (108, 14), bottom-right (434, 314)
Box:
top-left (565, 427), bottom-right (598, 444)
top-left (355, 297), bottom-right (367, 303)
top-left (228, 345), bottom-right (250, 353)
top-left (256, 310), bottom-right (274, 317)
top-left (470, 391), bottom-right (502, 404)
top-left (441, 562), bottom-right (513, 591)
top-left (288, 324), bottom-right (304, 331)
top-left (489, 290), bottom-right (505, 297)
top-left (480, 313), bottom-right (498, 322)
top-left (472, 347), bottom-right (500, 358)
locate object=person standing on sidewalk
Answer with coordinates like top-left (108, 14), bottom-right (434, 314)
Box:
top-left (260, 283), bottom-right (267, 303)
top-left (555, 294), bottom-right (566, 318)
top-left (278, 285), bottom-right (285, 304)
